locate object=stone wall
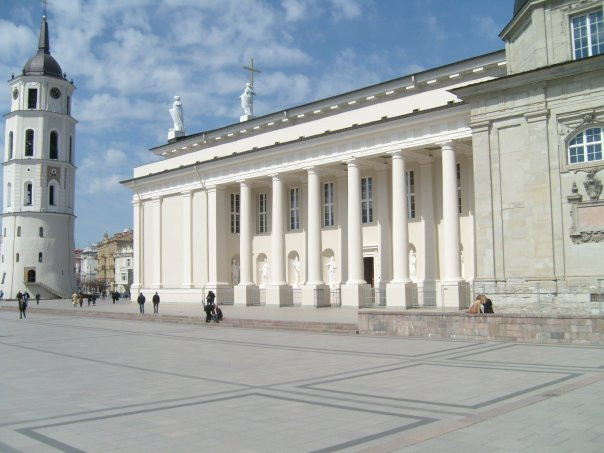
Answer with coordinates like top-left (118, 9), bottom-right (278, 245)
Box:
top-left (358, 309), bottom-right (604, 345)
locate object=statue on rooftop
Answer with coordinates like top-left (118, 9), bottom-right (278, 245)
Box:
top-left (169, 96), bottom-right (184, 132)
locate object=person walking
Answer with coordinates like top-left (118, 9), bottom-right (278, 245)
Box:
top-left (35, 293), bottom-right (40, 305)
top-left (18, 291), bottom-right (27, 319)
top-left (72, 292), bottom-right (78, 307)
top-left (23, 292), bottom-right (30, 306)
top-left (152, 292), bottom-right (160, 314)
top-left (137, 292), bottom-right (146, 314)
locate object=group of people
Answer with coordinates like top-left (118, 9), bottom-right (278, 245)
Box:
top-left (16, 291), bottom-right (39, 319)
top-left (467, 294), bottom-right (494, 314)
top-left (136, 292), bottom-right (161, 314)
top-left (203, 290), bottom-right (223, 323)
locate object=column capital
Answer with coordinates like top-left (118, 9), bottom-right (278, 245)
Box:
top-left (436, 140), bottom-right (454, 150)
top-left (388, 150), bottom-right (403, 158)
top-left (343, 156), bottom-right (359, 167)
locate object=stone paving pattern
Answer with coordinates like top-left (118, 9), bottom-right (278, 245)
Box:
top-left (1, 300), bottom-right (603, 452)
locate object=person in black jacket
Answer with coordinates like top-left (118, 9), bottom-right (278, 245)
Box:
top-left (204, 291), bottom-right (215, 322)
top-left (137, 292), bottom-right (146, 314)
top-left (152, 292), bottom-right (160, 314)
top-left (17, 291), bottom-right (26, 319)
top-left (482, 296), bottom-right (494, 313)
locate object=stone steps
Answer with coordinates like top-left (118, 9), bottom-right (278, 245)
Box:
top-left (0, 306), bottom-right (359, 334)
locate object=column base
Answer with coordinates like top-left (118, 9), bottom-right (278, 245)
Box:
top-left (386, 282), bottom-right (417, 309)
top-left (437, 280), bottom-right (469, 309)
top-left (301, 284), bottom-right (329, 308)
top-left (341, 282), bottom-right (369, 308)
top-left (234, 284), bottom-right (257, 306)
top-left (266, 284), bottom-right (292, 307)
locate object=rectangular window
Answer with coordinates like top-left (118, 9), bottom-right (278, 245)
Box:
top-left (16, 253), bottom-right (19, 263)
top-left (361, 177), bottom-right (373, 224)
top-left (258, 193), bottom-right (268, 233)
top-left (230, 193), bottom-right (240, 234)
top-left (456, 163), bottom-right (462, 214)
top-left (121, 272), bottom-right (127, 282)
top-left (289, 187), bottom-right (300, 230)
top-left (323, 182), bottom-right (335, 227)
top-left (406, 171), bottom-right (416, 219)
top-left (27, 88), bottom-right (37, 109)
top-left (572, 10), bottom-right (604, 59)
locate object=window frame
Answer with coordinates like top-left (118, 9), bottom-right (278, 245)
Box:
top-left (24, 182), bottom-right (33, 206)
top-left (49, 131), bottom-right (59, 159)
top-left (258, 192), bottom-right (268, 234)
top-left (27, 88), bottom-right (38, 109)
top-left (406, 171), bottom-right (415, 220)
top-left (361, 177), bottom-right (373, 224)
top-left (25, 129), bottom-right (34, 157)
top-left (8, 131), bottom-right (13, 160)
top-left (289, 187), bottom-right (300, 231)
top-left (568, 127), bottom-right (604, 165)
top-left (323, 182), bottom-right (335, 227)
top-left (571, 9), bottom-right (604, 59)
top-left (230, 193), bottom-right (240, 234)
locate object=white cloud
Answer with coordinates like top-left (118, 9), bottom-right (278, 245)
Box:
top-left (329, 0), bottom-right (362, 21)
top-left (472, 15), bottom-right (499, 40)
top-left (283, 0), bottom-right (307, 22)
top-left (424, 14), bottom-right (446, 42)
top-left (79, 174), bottom-right (127, 195)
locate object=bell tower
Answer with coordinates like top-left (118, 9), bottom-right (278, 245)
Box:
top-left (0, 14), bottom-right (76, 299)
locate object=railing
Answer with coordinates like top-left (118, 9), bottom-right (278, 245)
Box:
top-left (329, 288), bottom-right (341, 307)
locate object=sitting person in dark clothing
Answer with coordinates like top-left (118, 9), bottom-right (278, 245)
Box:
top-left (482, 296), bottom-right (494, 313)
top-left (213, 305), bottom-right (223, 323)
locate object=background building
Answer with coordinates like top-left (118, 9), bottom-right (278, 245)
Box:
top-left (114, 244), bottom-right (133, 295)
top-left (79, 246), bottom-right (98, 293)
top-left (123, 0), bottom-right (603, 308)
top-left (96, 229), bottom-right (132, 293)
top-left (0, 15), bottom-right (76, 299)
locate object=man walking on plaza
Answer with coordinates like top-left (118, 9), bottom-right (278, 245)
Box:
top-left (152, 292), bottom-right (160, 314)
top-left (137, 292), bottom-right (146, 314)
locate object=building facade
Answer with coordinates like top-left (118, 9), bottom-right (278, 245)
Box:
top-left (79, 246), bottom-right (98, 293)
top-left (96, 230), bottom-right (133, 293)
top-left (1, 15), bottom-right (77, 299)
top-left (123, 0), bottom-right (604, 308)
top-left (114, 244), bottom-right (133, 295)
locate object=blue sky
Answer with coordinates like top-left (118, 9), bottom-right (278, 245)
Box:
top-left (0, 0), bottom-right (513, 248)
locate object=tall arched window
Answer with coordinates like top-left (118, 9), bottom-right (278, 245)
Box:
top-left (569, 127), bottom-right (603, 164)
top-left (49, 184), bottom-right (56, 206)
top-left (24, 183), bottom-right (33, 206)
top-left (6, 183), bottom-right (11, 208)
top-left (38, 252), bottom-right (43, 263)
top-left (39, 227), bottom-right (44, 237)
top-left (49, 131), bottom-right (58, 159)
top-left (27, 269), bottom-right (35, 282)
top-left (25, 129), bottom-right (34, 157)
top-left (8, 131), bottom-right (13, 159)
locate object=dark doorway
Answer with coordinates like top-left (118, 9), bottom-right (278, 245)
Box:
top-left (363, 257), bottom-right (374, 287)
top-left (27, 269), bottom-right (36, 283)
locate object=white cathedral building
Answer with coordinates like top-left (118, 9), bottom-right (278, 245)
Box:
top-left (123, 0), bottom-right (604, 309)
top-left (1, 15), bottom-right (76, 299)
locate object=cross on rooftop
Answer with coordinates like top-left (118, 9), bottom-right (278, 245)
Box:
top-left (243, 58), bottom-right (261, 87)
top-left (41, 0), bottom-right (50, 16)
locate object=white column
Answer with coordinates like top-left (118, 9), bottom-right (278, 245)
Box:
top-left (441, 142), bottom-right (462, 281)
top-left (267, 174), bottom-right (288, 306)
top-left (271, 175), bottom-right (286, 285)
top-left (302, 168), bottom-right (326, 307)
top-left (391, 152), bottom-right (409, 282)
top-left (235, 181), bottom-right (255, 306)
top-left (346, 160), bottom-right (364, 283)
top-left (239, 182), bottom-right (252, 285)
top-left (306, 168), bottom-right (322, 284)
top-left (341, 159), bottom-right (367, 307)
top-left (181, 190), bottom-right (192, 288)
top-left (439, 141), bottom-right (465, 308)
top-left (386, 152), bottom-right (415, 308)
top-left (131, 198), bottom-right (142, 295)
top-left (207, 186), bottom-right (227, 288)
top-left (152, 196), bottom-right (162, 288)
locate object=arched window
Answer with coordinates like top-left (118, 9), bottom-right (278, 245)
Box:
top-left (25, 129), bottom-right (34, 157)
top-left (27, 269), bottom-right (36, 282)
top-left (49, 131), bottom-right (58, 159)
top-left (8, 131), bottom-right (13, 159)
top-left (38, 252), bottom-right (43, 263)
top-left (39, 227), bottom-right (44, 237)
top-left (49, 184), bottom-right (56, 206)
top-left (24, 183), bottom-right (33, 206)
top-left (6, 183), bottom-right (11, 208)
top-left (17, 226), bottom-right (21, 237)
top-left (569, 127), bottom-right (603, 164)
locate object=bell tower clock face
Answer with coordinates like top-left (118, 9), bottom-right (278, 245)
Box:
top-left (12, 88), bottom-right (18, 100)
top-left (50, 87), bottom-right (61, 99)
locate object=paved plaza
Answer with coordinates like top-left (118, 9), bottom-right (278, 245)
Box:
top-left (1, 306), bottom-right (603, 452)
